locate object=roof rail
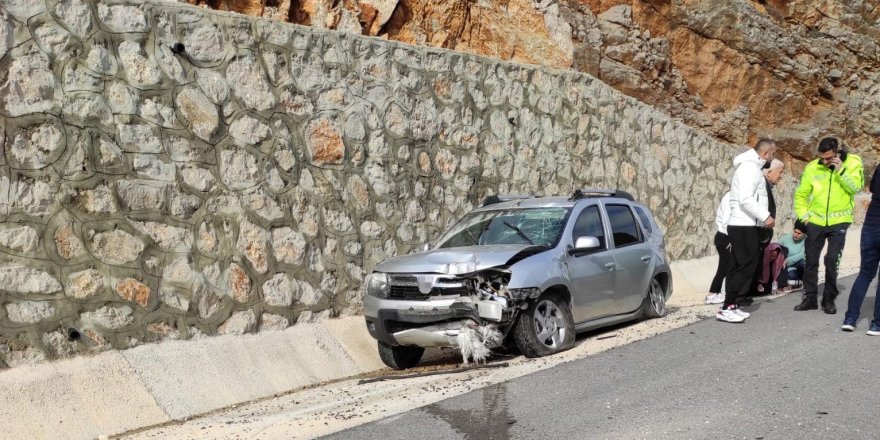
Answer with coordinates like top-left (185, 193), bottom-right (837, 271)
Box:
top-left (569, 188), bottom-right (634, 201)
top-left (481, 194), bottom-right (533, 207)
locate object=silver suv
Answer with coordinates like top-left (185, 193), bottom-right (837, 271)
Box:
top-left (363, 190), bottom-right (672, 369)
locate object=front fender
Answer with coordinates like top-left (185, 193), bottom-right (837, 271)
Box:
top-left (506, 251), bottom-right (568, 291)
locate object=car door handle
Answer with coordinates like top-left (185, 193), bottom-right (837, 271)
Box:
top-left (641, 256), bottom-right (651, 262)
top-left (604, 262), bottom-right (615, 270)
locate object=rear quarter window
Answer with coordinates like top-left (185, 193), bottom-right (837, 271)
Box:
top-left (633, 206), bottom-right (654, 235)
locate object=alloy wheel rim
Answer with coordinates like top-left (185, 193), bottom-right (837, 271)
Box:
top-left (533, 299), bottom-right (565, 348)
top-left (649, 280), bottom-right (665, 315)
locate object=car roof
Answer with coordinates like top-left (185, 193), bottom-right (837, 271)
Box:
top-left (472, 195), bottom-right (638, 212)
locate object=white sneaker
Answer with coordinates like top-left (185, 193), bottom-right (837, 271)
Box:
top-left (841, 324), bottom-right (855, 332)
top-left (705, 293), bottom-right (724, 304)
top-left (733, 308), bottom-right (751, 319)
top-left (716, 308), bottom-right (746, 323)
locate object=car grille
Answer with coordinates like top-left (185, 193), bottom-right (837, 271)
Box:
top-left (387, 274), bottom-right (470, 300)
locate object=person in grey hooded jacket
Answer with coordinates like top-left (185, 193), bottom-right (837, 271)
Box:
top-left (717, 139), bottom-right (777, 323)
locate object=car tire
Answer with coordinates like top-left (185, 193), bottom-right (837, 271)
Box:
top-left (377, 341), bottom-right (424, 370)
top-left (640, 278), bottom-right (667, 319)
top-left (513, 291), bottom-right (575, 358)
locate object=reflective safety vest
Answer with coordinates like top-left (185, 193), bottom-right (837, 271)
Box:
top-left (794, 154), bottom-right (864, 227)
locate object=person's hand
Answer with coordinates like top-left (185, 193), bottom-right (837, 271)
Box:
top-left (764, 216), bottom-right (775, 228)
top-left (828, 156), bottom-right (843, 171)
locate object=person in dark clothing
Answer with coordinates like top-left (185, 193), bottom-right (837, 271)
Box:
top-left (841, 164), bottom-right (880, 334)
top-left (743, 159), bottom-right (784, 304)
top-left (706, 192), bottom-right (731, 305)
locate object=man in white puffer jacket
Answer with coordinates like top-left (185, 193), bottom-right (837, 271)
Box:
top-left (718, 139), bottom-right (777, 323)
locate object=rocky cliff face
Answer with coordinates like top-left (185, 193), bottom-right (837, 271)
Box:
top-left (196, 0), bottom-right (878, 170)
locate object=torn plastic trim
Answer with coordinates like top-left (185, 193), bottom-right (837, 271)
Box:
top-left (449, 295), bottom-right (506, 322)
top-left (392, 319), bottom-right (504, 352)
top-left (457, 324), bottom-right (503, 364)
top-left (461, 269), bottom-right (516, 321)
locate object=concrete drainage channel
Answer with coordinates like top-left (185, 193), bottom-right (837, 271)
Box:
top-left (0, 317), bottom-right (386, 440)
top-left (119, 303), bottom-right (720, 439)
top-left (1, 231), bottom-right (862, 440)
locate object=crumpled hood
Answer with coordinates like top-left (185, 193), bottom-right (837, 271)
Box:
top-left (375, 244), bottom-right (540, 274)
top-left (732, 148), bottom-right (765, 170)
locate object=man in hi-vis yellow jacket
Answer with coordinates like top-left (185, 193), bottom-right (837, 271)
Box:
top-left (793, 137), bottom-right (864, 314)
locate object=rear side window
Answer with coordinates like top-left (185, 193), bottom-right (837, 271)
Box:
top-left (571, 206), bottom-right (606, 249)
top-left (633, 206), bottom-right (654, 235)
top-left (606, 204), bottom-right (642, 248)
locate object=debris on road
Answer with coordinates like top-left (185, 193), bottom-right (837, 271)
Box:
top-left (357, 362), bottom-right (510, 385)
top-left (457, 324), bottom-right (503, 365)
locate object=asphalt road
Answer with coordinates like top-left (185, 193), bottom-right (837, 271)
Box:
top-left (326, 274), bottom-right (880, 440)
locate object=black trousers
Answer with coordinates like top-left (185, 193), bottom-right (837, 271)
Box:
top-left (725, 226), bottom-right (761, 306)
top-left (777, 259), bottom-right (805, 286)
top-left (749, 228), bottom-right (774, 295)
top-left (803, 222), bottom-right (850, 300)
top-left (710, 232), bottom-right (731, 293)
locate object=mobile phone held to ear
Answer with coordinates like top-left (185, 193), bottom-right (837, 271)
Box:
top-left (827, 148), bottom-right (848, 171)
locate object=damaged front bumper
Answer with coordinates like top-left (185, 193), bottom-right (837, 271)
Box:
top-left (364, 294), bottom-right (513, 348)
top-left (392, 320), bottom-right (472, 347)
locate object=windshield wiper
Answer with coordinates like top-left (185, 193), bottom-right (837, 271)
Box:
top-left (466, 226), bottom-right (481, 245)
top-left (502, 221), bottom-right (535, 245)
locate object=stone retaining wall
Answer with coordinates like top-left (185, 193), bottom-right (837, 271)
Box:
top-left (0, 0), bottom-right (792, 367)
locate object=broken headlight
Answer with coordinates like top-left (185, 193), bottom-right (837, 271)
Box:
top-left (365, 272), bottom-right (390, 298)
top-left (508, 287), bottom-right (541, 301)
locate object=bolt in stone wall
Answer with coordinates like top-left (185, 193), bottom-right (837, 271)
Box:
top-left (0, 0), bottom-right (793, 367)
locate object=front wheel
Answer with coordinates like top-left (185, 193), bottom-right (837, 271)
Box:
top-left (513, 291), bottom-right (575, 358)
top-left (377, 341), bottom-right (424, 370)
top-left (640, 278), bottom-right (667, 319)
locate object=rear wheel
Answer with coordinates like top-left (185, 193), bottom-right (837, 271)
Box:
top-left (377, 341), bottom-right (424, 370)
top-left (513, 291), bottom-right (575, 358)
top-left (640, 278), bottom-right (667, 319)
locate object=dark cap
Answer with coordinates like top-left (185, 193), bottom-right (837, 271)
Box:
top-left (794, 220), bottom-right (807, 233)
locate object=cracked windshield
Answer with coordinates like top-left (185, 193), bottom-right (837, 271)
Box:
top-left (437, 208), bottom-right (570, 248)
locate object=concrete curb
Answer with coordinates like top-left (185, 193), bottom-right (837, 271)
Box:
top-left (0, 317), bottom-right (383, 440)
top-left (120, 317), bottom-right (386, 420)
top-left (1, 228), bottom-right (863, 440)
top-left (0, 352), bottom-right (169, 440)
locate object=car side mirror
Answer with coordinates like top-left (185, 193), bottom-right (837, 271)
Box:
top-left (569, 236), bottom-right (601, 256)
